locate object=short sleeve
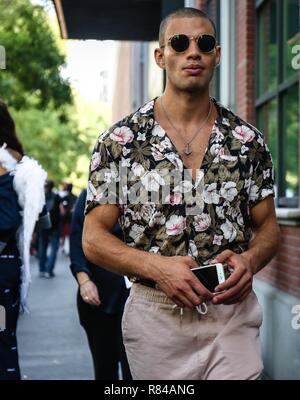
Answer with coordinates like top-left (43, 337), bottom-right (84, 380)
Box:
top-left (248, 134), bottom-right (276, 208)
top-left (85, 137), bottom-right (120, 215)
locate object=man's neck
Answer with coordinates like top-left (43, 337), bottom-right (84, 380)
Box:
top-left (161, 87), bottom-right (213, 125)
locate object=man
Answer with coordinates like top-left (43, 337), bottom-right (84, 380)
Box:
top-left (83, 7), bottom-right (280, 380)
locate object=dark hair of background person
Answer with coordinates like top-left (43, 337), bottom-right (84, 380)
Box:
top-left (45, 180), bottom-right (55, 191)
top-left (66, 183), bottom-right (73, 192)
top-left (159, 7), bottom-right (217, 47)
top-left (0, 98), bottom-right (24, 156)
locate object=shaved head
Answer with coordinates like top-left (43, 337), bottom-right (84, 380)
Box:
top-left (159, 7), bottom-right (217, 47)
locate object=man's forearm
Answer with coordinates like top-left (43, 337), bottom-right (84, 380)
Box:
top-left (83, 228), bottom-right (160, 280)
top-left (241, 219), bottom-right (280, 275)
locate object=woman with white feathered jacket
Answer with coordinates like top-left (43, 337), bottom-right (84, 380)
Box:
top-left (0, 99), bottom-right (49, 380)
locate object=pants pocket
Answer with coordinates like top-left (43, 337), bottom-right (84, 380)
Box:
top-left (121, 296), bottom-right (133, 336)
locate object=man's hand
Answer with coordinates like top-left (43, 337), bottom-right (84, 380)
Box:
top-left (153, 256), bottom-right (214, 309)
top-left (211, 250), bottom-right (254, 305)
top-left (79, 280), bottom-right (101, 306)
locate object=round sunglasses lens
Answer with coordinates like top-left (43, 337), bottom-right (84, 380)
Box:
top-left (198, 35), bottom-right (216, 52)
top-left (170, 35), bottom-right (190, 52)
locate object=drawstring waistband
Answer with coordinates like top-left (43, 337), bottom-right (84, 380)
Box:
top-left (196, 302), bottom-right (208, 315)
top-left (172, 301), bottom-right (208, 322)
top-left (132, 283), bottom-right (209, 322)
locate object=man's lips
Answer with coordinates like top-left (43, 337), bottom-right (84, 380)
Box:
top-left (183, 65), bottom-right (205, 75)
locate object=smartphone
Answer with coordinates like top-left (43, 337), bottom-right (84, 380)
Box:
top-left (191, 263), bottom-right (227, 293)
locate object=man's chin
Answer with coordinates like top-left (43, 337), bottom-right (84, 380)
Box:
top-left (180, 83), bottom-right (208, 94)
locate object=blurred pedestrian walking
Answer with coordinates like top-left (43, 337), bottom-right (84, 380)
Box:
top-left (38, 180), bottom-right (62, 278)
top-left (70, 189), bottom-right (132, 380)
top-left (60, 183), bottom-right (77, 255)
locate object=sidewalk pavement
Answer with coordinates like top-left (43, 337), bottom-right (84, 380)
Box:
top-left (17, 250), bottom-right (94, 380)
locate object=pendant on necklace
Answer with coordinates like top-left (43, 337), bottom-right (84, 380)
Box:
top-left (184, 143), bottom-right (192, 155)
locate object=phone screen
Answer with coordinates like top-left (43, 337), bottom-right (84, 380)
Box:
top-left (191, 264), bottom-right (225, 292)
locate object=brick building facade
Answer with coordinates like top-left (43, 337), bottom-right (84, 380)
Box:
top-left (194, 0), bottom-right (300, 379)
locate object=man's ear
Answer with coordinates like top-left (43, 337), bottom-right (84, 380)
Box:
top-left (154, 47), bottom-right (165, 70)
top-left (215, 45), bottom-right (221, 68)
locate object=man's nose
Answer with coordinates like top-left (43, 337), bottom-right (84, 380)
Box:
top-left (186, 39), bottom-right (201, 58)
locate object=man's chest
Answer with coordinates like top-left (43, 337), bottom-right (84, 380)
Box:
top-left (120, 124), bottom-right (250, 212)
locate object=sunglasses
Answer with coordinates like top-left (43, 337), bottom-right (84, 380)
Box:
top-left (161, 34), bottom-right (216, 53)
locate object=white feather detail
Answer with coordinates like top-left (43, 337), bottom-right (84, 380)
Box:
top-left (13, 156), bottom-right (47, 312)
top-left (0, 143), bottom-right (18, 171)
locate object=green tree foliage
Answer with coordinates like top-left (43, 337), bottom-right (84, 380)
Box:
top-left (0, 0), bottom-right (71, 110)
top-left (11, 100), bottom-right (108, 190)
top-left (0, 0), bottom-right (107, 189)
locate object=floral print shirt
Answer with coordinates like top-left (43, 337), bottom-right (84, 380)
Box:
top-left (85, 97), bottom-right (275, 265)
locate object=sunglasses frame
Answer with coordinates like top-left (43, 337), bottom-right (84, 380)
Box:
top-left (161, 33), bottom-right (217, 53)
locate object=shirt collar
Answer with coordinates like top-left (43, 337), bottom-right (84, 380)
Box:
top-left (135, 96), bottom-right (233, 131)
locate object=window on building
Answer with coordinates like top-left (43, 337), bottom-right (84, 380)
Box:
top-left (283, 85), bottom-right (299, 198)
top-left (283, 0), bottom-right (300, 80)
top-left (257, 0), bottom-right (277, 96)
top-left (256, 0), bottom-right (299, 207)
top-left (257, 98), bottom-right (278, 184)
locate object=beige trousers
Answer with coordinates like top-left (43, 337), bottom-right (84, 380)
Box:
top-left (122, 283), bottom-right (264, 380)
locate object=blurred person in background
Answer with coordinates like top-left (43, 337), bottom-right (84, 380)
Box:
top-left (0, 99), bottom-right (48, 380)
top-left (69, 189), bottom-right (132, 380)
top-left (60, 183), bottom-right (77, 255)
top-left (38, 180), bottom-right (62, 278)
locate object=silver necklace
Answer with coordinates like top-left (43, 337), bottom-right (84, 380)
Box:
top-left (160, 96), bottom-right (213, 156)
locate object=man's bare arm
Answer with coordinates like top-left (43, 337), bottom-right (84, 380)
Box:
top-left (83, 204), bottom-right (159, 279)
top-left (241, 196), bottom-right (281, 274)
top-left (82, 205), bottom-right (214, 308)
